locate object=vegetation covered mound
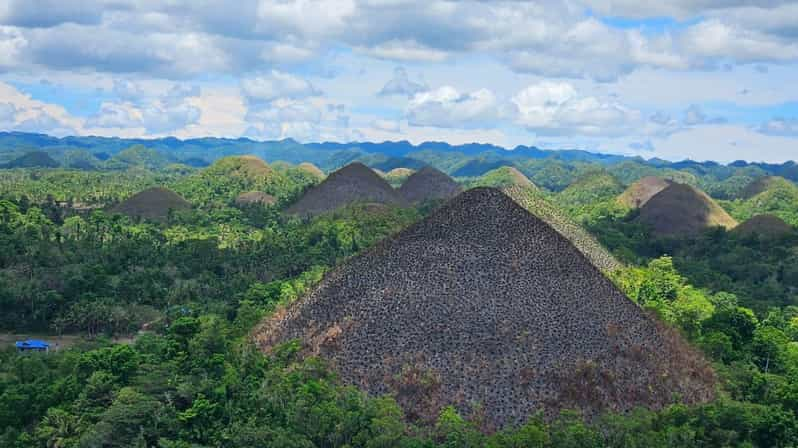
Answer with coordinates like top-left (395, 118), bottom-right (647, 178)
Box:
top-left (471, 166), bottom-right (537, 189)
top-left (235, 191), bottom-right (277, 207)
top-left (1, 151), bottom-right (60, 168)
top-left (728, 176), bottom-right (798, 226)
top-left (503, 186), bottom-right (622, 273)
top-left (638, 183), bottom-right (738, 236)
top-left (297, 162), bottom-right (325, 180)
top-left (110, 187), bottom-right (191, 221)
top-left (398, 166), bottom-right (463, 203)
top-left (733, 214), bottom-right (794, 238)
top-left (257, 187), bottom-right (714, 428)
top-left (740, 176), bottom-right (791, 199)
top-left (206, 155), bottom-right (273, 179)
top-left (617, 176), bottom-right (674, 208)
top-left (558, 170), bottom-right (624, 206)
top-left (383, 167), bottom-right (415, 186)
top-left (285, 162), bottom-right (407, 216)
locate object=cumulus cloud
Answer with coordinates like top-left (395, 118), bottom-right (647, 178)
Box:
top-left (86, 83), bottom-right (202, 133)
top-left (0, 0), bottom-right (104, 28)
top-left (759, 117), bottom-right (798, 136)
top-left (511, 81), bottom-right (641, 136)
top-left (407, 86), bottom-right (498, 128)
top-left (0, 1), bottom-right (795, 82)
top-left (241, 70), bottom-right (321, 103)
top-left (378, 67), bottom-right (427, 98)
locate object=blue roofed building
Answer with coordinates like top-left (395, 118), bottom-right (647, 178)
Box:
top-left (15, 339), bottom-right (50, 352)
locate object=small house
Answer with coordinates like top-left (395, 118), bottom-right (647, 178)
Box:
top-left (15, 339), bottom-right (50, 353)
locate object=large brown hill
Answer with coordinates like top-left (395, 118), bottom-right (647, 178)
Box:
top-left (617, 176), bottom-right (674, 208)
top-left (638, 183), bottom-right (737, 236)
top-left (503, 186), bottom-right (621, 273)
top-left (398, 166), bottom-right (462, 203)
top-left (285, 162), bottom-right (407, 216)
top-left (257, 187), bottom-right (714, 428)
top-left (111, 187), bottom-right (190, 221)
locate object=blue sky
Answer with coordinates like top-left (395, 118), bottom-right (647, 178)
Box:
top-left (0, 1), bottom-right (797, 162)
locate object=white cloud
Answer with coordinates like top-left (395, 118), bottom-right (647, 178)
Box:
top-left (407, 86), bottom-right (498, 128)
top-left (759, 117), bottom-right (798, 136)
top-left (86, 83), bottom-right (202, 133)
top-left (511, 81), bottom-right (641, 136)
top-left (682, 19), bottom-right (798, 65)
top-left (360, 39), bottom-right (448, 62)
top-left (241, 70), bottom-right (320, 103)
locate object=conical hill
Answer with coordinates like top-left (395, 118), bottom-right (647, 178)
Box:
top-left (638, 183), bottom-right (737, 236)
top-left (733, 214), bottom-right (794, 238)
top-left (617, 176), bottom-right (673, 208)
top-left (285, 162), bottom-right (407, 216)
top-left (257, 187), bottom-right (714, 428)
top-left (111, 187), bottom-right (190, 221)
top-left (398, 166), bottom-right (462, 203)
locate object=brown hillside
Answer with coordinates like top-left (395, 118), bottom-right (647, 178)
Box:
top-left (285, 162), bottom-right (407, 216)
top-left (111, 187), bottom-right (190, 221)
top-left (298, 162), bottom-right (325, 180)
top-left (618, 176), bottom-right (674, 208)
top-left (235, 191), bottom-right (277, 207)
top-left (733, 214), bottom-right (794, 238)
top-left (257, 188), bottom-right (714, 428)
top-left (398, 166), bottom-right (463, 203)
top-left (503, 186), bottom-right (622, 273)
top-left (638, 183), bottom-right (737, 236)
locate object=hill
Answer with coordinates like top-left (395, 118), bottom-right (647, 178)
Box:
top-left (398, 166), bottom-right (462, 203)
top-left (205, 155), bottom-right (273, 179)
top-left (733, 214), bottom-right (794, 238)
top-left (451, 158), bottom-right (512, 177)
top-left (1, 151), bottom-right (60, 168)
top-left (558, 170), bottom-right (624, 207)
top-left (470, 166), bottom-right (537, 190)
top-left (740, 176), bottom-right (793, 199)
top-left (110, 187), bottom-right (191, 221)
top-left (285, 162), bottom-right (407, 216)
top-left (728, 176), bottom-right (798, 227)
top-left (297, 162), bottom-right (325, 180)
top-left (617, 176), bottom-right (674, 208)
top-left (382, 168), bottom-right (415, 187)
top-left (257, 188), bottom-right (714, 428)
top-left (503, 186), bottom-right (622, 273)
top-left (638, 183), bottom-right (738, 236)
top-left (235, 191), bottom-right (277, 207)
top-left (105, 145), bottom-right (171, 170)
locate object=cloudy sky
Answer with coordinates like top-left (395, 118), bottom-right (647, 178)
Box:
top-left (1, 1), bottom-right (797, 162)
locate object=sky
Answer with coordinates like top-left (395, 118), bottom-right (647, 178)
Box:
top-left (0, 1), bottom-right (797, 162)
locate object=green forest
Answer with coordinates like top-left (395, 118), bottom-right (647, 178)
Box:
top-left (2, 141), bottom-right (798, 447)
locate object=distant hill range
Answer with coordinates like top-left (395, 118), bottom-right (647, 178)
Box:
top-left (1, 151), bottom-right (60, 168)
top-left (2, 132), bottom-right (796, 180)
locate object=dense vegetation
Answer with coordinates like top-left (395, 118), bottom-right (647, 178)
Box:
top-left (2, 140), bottom-right (798, 447)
